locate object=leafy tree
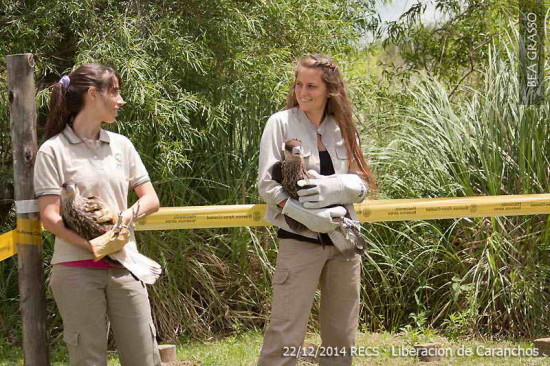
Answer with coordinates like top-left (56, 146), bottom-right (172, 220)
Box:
top-left (379, 0), bottom-right (515, 92)
top-left (0, 0), bottom-right (376, 342)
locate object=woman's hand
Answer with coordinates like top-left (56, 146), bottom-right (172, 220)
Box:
top-left (297, 171), bottom-right (368, 208)
top-left (281, 198), bottom-right (346, 233)
top-left (120, 181), bottom-right (160, 227)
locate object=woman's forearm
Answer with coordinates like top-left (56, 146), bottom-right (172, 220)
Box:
top-left (120, 182), bottom-right (160, 225)
top-left (42, 215), bottom-right (93, 252)
top-left (125, 194), bottom-right (160, 221)
top-left (38, 195), bottom-right (93, 252)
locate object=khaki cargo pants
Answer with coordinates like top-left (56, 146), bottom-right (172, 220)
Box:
top-left (258, 238), bottom-right (362, 366)
top-left (50, 265), bottom-right (161, 366)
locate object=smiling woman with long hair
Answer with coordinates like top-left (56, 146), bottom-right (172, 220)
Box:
top-left (257, 54), bottom-right (375, 366)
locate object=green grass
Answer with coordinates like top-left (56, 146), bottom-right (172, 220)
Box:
top-left (2, 330), bottom-right (548, 365)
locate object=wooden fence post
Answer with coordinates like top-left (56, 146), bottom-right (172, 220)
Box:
top-left (7, 53), bottom-right (50, 365)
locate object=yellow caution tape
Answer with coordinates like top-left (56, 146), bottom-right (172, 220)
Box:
top-left (0, 230), bottom-right (17, 262)
top-left (354, 193), bottom-right (550, 222)
top-left (134, 193), bottom-right (550, 231)
top-left (135, 204), bottom-right (269, 231)
top-left (1, 193), bottom-right (550, 261)
top-left (16, 218), bottom-right (42, 245)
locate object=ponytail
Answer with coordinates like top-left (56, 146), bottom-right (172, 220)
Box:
top-left (45, 82), bottom-right (71, 139)
top-left (44, 64), bottom-right (120, 140)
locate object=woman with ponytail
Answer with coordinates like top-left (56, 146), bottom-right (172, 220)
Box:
top-left (257, 54), bottom-right (376, 366)
top-left (34, 64), bottom-right (161, 365)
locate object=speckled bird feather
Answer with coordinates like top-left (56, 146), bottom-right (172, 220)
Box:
top-left (61, 189), bottom-right (115, 240)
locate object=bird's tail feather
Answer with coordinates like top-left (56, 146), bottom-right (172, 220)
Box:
top-left (327, 218), bottom-right (366, 259)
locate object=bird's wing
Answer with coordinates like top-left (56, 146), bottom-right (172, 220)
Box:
top-left (85, 195), bottom-right (110, 210)
top-left (272, 161), bottom-right (283, 184)
top-left (85, 196), bottom-right (117, 224)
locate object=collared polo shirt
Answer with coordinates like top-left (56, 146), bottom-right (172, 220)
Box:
top-left (34, 125), bottom-right (150, 264)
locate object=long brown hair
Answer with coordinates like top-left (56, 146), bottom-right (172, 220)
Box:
top-left (45, 63), bottom-right (120, 139)
top-left (286, 54), bottom-right (377, 192)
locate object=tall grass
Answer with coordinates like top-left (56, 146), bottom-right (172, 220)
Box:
top-left (366, 39), bottom-right (550, 338)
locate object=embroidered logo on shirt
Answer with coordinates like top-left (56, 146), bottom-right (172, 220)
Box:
top-left (114, 152), bottom-right (123, 168)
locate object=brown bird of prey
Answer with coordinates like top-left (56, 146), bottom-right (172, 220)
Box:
top-left (272, 139), bottom-right (367, 257)
top-left (60, 183), bottom-right (117, 240)
top-left (281, 139), bottom-right (314, 201)
top-left (272, 139), bottom-right (317, 234)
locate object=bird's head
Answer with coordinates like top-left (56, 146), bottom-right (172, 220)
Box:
top-left (61, 182), bottom-right (80, 198)
top-left (283, 139), bottom-right (304, 162)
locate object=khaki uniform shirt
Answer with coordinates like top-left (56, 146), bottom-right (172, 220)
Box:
top-left (258, 107), bottom-right (362, 239)
top-left (34, 125), bottom-right (150, 264)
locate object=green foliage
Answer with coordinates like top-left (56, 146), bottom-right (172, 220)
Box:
top-left (0, 0), bottom-right (374, 343)
top-left (380, 1), bottom-right (515, 89)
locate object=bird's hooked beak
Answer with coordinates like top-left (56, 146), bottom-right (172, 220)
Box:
top-left (291, 146), bottom-right (303, 157)
top-left (61, 183), bottom-right (78, 196)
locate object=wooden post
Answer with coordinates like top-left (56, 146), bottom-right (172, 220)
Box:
top-left (158, 344), bottom-right (177, 362)
top-left (7, 53), bottom-right (50, 365)
top-left (534, 338), bottom-right (550, 356)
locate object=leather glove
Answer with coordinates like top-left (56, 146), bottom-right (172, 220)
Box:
top-left (84, 200), bottom-right (118, 224)
top-left (282, 198), bottom-right (347, 233)
top-left (92, 208), bottom-right (118, 224)
top-left (297, 170), bottom-right (368, 208)
top-left (89, 227), bottom-right (130, 261)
